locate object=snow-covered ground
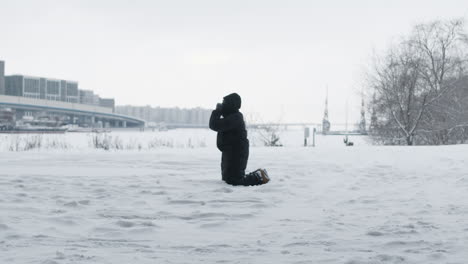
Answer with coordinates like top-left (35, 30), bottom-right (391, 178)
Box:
top-left (1, 129), bottom-right (467, 263)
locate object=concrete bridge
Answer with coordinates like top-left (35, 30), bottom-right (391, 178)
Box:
top-left (0, 95), bottom-right (145, 127)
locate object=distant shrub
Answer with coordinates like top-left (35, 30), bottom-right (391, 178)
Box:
top-left (0, 131), bottom-right (208, 151)
top-left (6, 134), bottom-right (70, 151)
top-left (147, 138), bottom-right (174, 149)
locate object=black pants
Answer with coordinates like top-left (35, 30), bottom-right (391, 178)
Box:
top-left (221, 148), bottom-right (262, 186)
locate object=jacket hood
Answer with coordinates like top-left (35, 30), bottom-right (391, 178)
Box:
top-left (222, 93), bottom-right (241, 115)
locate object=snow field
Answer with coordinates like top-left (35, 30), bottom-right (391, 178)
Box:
top-left (1, 139), bottom-right (468, 263)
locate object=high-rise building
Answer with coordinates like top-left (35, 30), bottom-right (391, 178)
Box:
top-left (45, 78), bottom-right (60, 101)
top-left (5, 74), bottom-right (79, 103)
top-left (0, 60), bottom-right (5, 95)
top-left (65, 82), bottom-right (79, 103)
top-left (57, 80), bottom-right (79, 103)
top-left (1, 60), bottom-right (114, 110)
top-left (5, 75), bottom-right (27, 97)
top-left (79, 90), bottom-right (96, 105)
top-left (99, 98), bottom-right (115, 112)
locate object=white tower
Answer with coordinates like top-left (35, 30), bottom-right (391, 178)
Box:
top-left (322, 88), bottom-right (330, 134)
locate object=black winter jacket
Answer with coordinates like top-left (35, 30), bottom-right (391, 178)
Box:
top-left (209, 110), bottom-right (249, 153)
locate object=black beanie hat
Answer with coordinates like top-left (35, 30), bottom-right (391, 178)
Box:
top-left (223, 93), bottom-right (241, 111)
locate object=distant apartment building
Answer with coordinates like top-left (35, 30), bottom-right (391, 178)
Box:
top-left (99, 98), bottom-right (115, 112)
top-left (0, 60), bottom-right (115, 111)
top-left (115, 105), bottom-right (211, 125)
top-left (79, 89), bottom-right (96, 105)
top-left (62, 80), bottom-right (79, 103)
top-left (4, 75), bottom-right (80, 103)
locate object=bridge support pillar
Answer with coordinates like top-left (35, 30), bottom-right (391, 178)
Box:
top-left (122, 121), bottom-right (127, 128)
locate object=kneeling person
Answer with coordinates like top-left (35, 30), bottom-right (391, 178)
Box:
top-left (209, 93), bottom-right (270, 186)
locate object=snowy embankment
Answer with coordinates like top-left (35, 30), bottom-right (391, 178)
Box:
top-left (1, 131), bottom-right (468, 263)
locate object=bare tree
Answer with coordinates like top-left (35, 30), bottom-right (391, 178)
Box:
top-left (413, 19), bottom-right (468, 144)
top-left (368, 18), bottom-right (468, 145)
top-left (369, 44), bottom-right (425, 145)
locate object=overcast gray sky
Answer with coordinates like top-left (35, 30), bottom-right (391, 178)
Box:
top-left (1, 0), bottom-right (467, 123)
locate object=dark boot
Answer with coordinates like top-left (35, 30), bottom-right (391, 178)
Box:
top-left (253, 169), bottom-right (270, 184)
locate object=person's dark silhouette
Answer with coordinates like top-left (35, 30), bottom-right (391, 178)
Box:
top-left (209, 93), bottom-right (269, 186)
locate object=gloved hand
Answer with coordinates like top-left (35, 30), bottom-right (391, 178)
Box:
top-left (216, 103), bottom-right (223, 111)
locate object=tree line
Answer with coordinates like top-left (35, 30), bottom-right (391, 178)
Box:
top-left (367, 18), bottom-right (468, 145)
